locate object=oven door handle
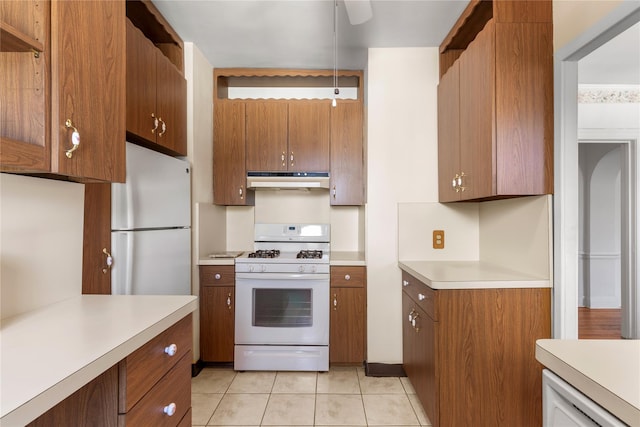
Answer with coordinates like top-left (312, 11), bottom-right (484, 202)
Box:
top-left (236, 272), bottom-right (330, 281)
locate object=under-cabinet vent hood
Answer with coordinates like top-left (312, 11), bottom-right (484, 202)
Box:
top-left (247, 172), bottom-right (330, 190)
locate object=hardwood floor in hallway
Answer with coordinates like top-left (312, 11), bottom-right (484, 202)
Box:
top-left (578, 307), bottom-right (622, 339)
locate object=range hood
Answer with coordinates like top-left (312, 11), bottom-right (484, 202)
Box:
top-left (247, 172), bottom-right (330, 190)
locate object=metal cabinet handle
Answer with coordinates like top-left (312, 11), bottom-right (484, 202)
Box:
top-left (408, 309), bottom-right (416, 322)
top-left (281, 151), bottom-right (286, 167)
top-left (164, 343), bottom-right (178, 356)
top-left (158, 118), bottom-right (167, 136)
top-left (215, 273), bottom-right (221, 280)
top-left (333, 293), bottom-right (337, 310)
top-left (102, 248), bottom-right (113, 274)
top-left (403, 280), bottom-right (409, 287)
top-left (239, 185), bottom-right (244, 200)
top-left (412, 313), bottom-right (420, 332)
top-left (163, 402), bottom-right (177, 416)
top-left (290, 152), bottom-right (294, 167)
top-left (151, 113), bottom-right (159, 134)
top-left (458, 172), bottom-right (466, 192)
top-left (332, 185), bottom-right (337, 199)
top-left (227, 293), bottom-right (232, 310)
top-left (418, 293), bottom-right (426, 301)
top-left (344, 274), bottom-right (351, 281)
top-left (64, 119), bottom-right (80, 158)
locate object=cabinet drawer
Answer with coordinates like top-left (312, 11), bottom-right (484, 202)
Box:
top-left (331, 266), bottom-right (365, 288)
top-left (119, 314), bottom-right (192, 412)
top-left (200, 265), bottom-right (235, 286)
top-left (119, 351), bottom-right (191, 426)
top-left (401, 271), bottom-right (438, 321)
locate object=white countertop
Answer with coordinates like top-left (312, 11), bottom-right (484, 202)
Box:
top-left (536, 339), bottom-right (640, 426)
top-left (398, 260), bottom-right (550, 289)
top-left (0, 295), bottom-right (198, 426)
top-left (331, 251), bottom-right (366, 266)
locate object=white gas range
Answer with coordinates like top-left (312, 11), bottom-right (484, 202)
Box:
top-left (234, 223), bottom-right (330, 371)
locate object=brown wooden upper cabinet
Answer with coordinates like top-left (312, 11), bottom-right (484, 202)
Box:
top-left (0, 0), bottom-right (126, 182)
top-left (126, 18), bottom-right (186, 157)
top-left (330, 101), bottom-right (365, 205)
top-left (437, 0), bottom-right (553, 202)
top-left (245, 101), bottom-right (330, 173)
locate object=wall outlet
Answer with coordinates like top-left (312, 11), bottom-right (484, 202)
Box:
top-left (433, 230), bottom-right (445, 249)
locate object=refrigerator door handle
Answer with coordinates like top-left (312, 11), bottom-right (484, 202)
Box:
top-left (125, 232), bottom-right (134, 295)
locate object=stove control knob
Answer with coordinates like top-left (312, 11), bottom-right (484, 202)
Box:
top-left (249, 265), bottom-right (255, 272)
top-left (299, 265), bottom-right (305, 273)
top-left (311, 266), bottom-right (317, 273)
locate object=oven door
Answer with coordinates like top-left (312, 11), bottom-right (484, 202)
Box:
top-left (235, 273), bottom-right (329, 346)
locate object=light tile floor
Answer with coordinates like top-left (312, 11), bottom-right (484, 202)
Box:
top-left (191, 366), bottom-right (432, 426)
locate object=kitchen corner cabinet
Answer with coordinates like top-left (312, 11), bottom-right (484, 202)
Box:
top-left (126, 18), bottom-right (186, 156)
top-left (0, 0), bottom-right (126, 182)
top-left (437, 0), bottom-right (553, 202)
top-left (27, 314), bottom-right (193, 427)
top-left (401, 271), bottom-right (551, 427)
top-left (330, 266), bottom-right (366, 364)
top-left (199, 265), bottom-right (235, 362)
top-left (330, 101), bottom-right (365, 205)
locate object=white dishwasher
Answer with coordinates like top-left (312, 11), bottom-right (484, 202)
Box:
top-left (543, 369), bottom-right (627, 427)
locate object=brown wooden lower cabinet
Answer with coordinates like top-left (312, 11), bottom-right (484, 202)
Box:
top-left (199, 265), bottom-right (235, 362)
top-left (27, 314), bottom-right (193, 427)
top-left (401, 271), bottom-right (551, 427)
top-left (330, 266), bottom-right (366, 364)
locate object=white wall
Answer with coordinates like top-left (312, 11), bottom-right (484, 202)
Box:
top-left (553, 0), bottom-right (623, 51)
top-left (366, 47), bottom-right (440, 363)
top-left (0, 174), bottom-right (84, 319)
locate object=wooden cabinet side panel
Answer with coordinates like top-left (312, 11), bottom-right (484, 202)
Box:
top-left (494, 1), bottom-right (552, 23)
top-left (459, 19), bottom-right (495, 200)
top-left (330, 102), bottom-right (364, 205)
top-left (213, 101), bottom-right (250, 205)
top-left (330, 287), bottom-right (365, 363)
top-left (288, 101), bottom-right (330, 172)
top-left (126, 18), bottom-right (157, 144)
top-left (51, 0), bottom-right (126, 182)
top-left (495, 23), bottom-right (554, 195)
top-left (437, 61), bottom-right (461, 203)
top-left (28, 365), bottom-right (118, 427)
top-left (200, 285), bottom-right (235, 362)
top-left (82, 183), bottom-right (112, 295)
top-left (438, 288), bottom-right (551, 427)
top-left (156, 52), bottom-right (187, 156)
top-left (245, 102), bottom-right (288, 172)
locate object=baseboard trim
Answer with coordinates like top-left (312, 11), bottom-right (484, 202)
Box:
top-left (364, 361), bottom-right (406, 377)
top-left (191, 359), bottom-right (205, 377)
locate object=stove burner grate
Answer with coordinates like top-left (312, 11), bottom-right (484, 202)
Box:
top-left (248, 249), bottom-right (281, 258)
top-left (296, 250), bottom-right (323, 259)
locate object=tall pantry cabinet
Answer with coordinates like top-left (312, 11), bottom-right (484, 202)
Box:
top-left (0, 0), bottom-right (126, 182)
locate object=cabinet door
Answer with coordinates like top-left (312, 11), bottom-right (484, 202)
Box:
top-left (82, 183), bottom-right (112, 295)
top-left (330, 102), bottom-right (364, 205)
top-left (125, 18), bottom-right (157, 145)
top-left (214, 102), bottom-right (252, 205)
top-left (200, 285), bottom-right (235, 362)
top-left (402, 291), bottom-right (438, 427)
top-left (288, 102), bottom-right (330, 172)
top-left (52, 0), bottom-right (125, 182)
top-left (329, 287), bottom-right (365, 363)
top-left (459, 20), bottom-right (495, 200)
top-left (437, 61), bottom-right (461, 203)
top-left (245, 102), bottom-right (288, 171)
top-left (156, 51), bottom-right (187, 156)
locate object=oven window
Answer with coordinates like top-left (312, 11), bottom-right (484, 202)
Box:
top-left (253, 288), bottom-right (313, 327)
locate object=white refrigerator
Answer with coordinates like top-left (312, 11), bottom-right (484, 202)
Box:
top-left (111, 142), bottom-right (191, 295)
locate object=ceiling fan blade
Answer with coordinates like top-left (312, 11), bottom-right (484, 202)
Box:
top-left (344, 0), bottom-right (372, 25)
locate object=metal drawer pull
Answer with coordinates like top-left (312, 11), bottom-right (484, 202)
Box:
top-left (408, 309), bottom-right (416, 322)
top-left (418, 293), bottom-right (426, 301)
top-left (412, 313), bottom-right (420, 332)
top-left (215, 273), bottom-right (221, 280)
top-left (151, 113), bottom-right (159, 133)
top-left (158, 118), bottom-right (167, 136)
top-left (163, 402), bottom-right (177, 416)
top-left (64, 119), bottom-right (80, 158)
top-left (344, 274), bottom-right (351, 280)
top-left (403, 280), bottom-right (409, 287)
top-left (102, 248), bottom-right (113, 274)
top-left (164, 344), bottom-right (178, 357)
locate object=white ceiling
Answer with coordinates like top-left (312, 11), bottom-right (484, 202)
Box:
top-left (152, 1), bottom-right (639, 83)
top-left (152, 0), bottom-right (471, 70)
